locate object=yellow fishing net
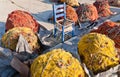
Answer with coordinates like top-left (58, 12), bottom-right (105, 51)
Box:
top-left (1, 27), bottom-right (40, 52)
top-left (60, 0), bottom-right (79, 7)
top-left (31, 49), bottom-right (86, 77)
top-left (78, 33), bottom-right (119, 74)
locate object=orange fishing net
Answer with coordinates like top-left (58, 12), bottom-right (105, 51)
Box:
top-left (5, 10), bottom-right (40, 33)
top-left (94, 0), bottom-right (113, 17)
top-left (66, 5), bottom-right (78, 23)
top-left (91, 21), bottom-right (120, 49)
top-left (76, 3), bottom-right (98, 22)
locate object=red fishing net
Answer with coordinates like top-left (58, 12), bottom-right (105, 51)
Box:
top-left (91, 21), bottom-right (120, 49)
top-left (66, 5), bottom-right (78, 23)
top-left (5, 10), bottom-right (40, 33)
top-left (76, 3), bottom-right (98, 22)
top-left (94, 0), bottom-right (113, 17)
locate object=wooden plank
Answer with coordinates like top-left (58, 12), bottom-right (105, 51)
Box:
top-left (55, 4), bottom-right (64, 9)
top-left (64, 26), bottom-right (73, 32)
top-left (56, 13), bottom-right (64, 18)
top-left (10, 57), bottom-right (30, 77)
top-left (56, 9), bottom-right (64, 13)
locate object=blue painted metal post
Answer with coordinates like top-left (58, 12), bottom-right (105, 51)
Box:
top-left (62, 26), bottom-right (64, 42)
top-left (72, 23), bottom-right (74, 37)
top-left (54, 25), bottom-right (57, 38)
top-left (64, 2), bottom-right (66, 20)
top-left (53, 3), bottom-right (57, 38)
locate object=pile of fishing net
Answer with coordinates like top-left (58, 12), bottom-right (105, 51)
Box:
top-left (90, 21), bottom-right (116, 34)
top-left (59, 0), bottom-right (79, 7)
top-left (5, 10), bottom-right (40, 33)
top-left (78, 33), bottom-right (119, 74)
top-left (108, 0), bottom-right (120, 7)
top-left (94, 0), bottom-right (113, 17)
top-left (31, 49), bottom-right (85, 77)
top-left (1, 27), bottom-right (40, 52)
top-left (76, 3), bottom-right (98, 22)
top-left (91, 21), bottom-right (120, 49)
top-left (66, 5), bottom-right (78, 23)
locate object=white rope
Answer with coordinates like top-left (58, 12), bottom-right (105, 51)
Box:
top-left (40, 54), bottom-right (53, 76)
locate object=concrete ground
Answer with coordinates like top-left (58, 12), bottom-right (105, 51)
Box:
top-left (0, 0), bottom-right (120, 39)
top-left (1, 0), bottom-right (120, 47)
top-left (0, 1), bottom-right (120, 76)
top-left (0, 0), bottom-right (95, 38)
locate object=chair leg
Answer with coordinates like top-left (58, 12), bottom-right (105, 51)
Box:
top-left (72, 23), bottom-right (75, 37)
top-left (72, 29), bottom-right (74, 37)
top-left (54, 26), bottom-right (57, 38)
top-left (78, 19), bottom-right (81, 28)
top-left (62, 26), bottom-right (64, 43)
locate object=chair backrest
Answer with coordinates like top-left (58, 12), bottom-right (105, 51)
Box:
top-left (53, 3), bottom-right (66, 23)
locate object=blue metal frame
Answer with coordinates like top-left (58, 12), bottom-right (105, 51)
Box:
top-left (53, 3), bottom-right (74, 42)
top-left (62, 26), bottom-right (64, 42)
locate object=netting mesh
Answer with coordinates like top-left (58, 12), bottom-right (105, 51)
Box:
top-left (1, 27), bottom-right (40, 52)
top-left (78, 33), bottom-right (119, 74)
top-left (66, 5), bottom-right (78, 23)
top-left (31, 49), bottom-right (85, 77)
top-left (76, 3), bottom-right (98, 22)
top-left (91, 21), bottom-right (120, 49)
top-left (5, 10), bottom-right (40, 33)
top-left (94, 0), bottom-right (113, 17)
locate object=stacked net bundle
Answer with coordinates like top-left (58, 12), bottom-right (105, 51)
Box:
top-left (31, 49), bottom-right (85, 77)
top-left (59, 0), bottom-right (79, 7)
top-left (76, 3), bottom-right (98, 22)
top-left (1, 27), bottom-right (40, 52)
top-left (91, 21), bottom-right (120, 49)
top-left (5, 10), bottom-right (40, 33)
top-left (78, 33), bottom-right (119, 74)
top-left (94, 0), bottom-right (113, 17)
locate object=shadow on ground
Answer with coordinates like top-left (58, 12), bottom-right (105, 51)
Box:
top-left (110, 7), bottom-right (120, 13)
top-left (32, 10), bottom-right (53, 23)
top-left (0, 22), bottom-right (5, 38)
top-left (41, 0), bottom-right (54, 4)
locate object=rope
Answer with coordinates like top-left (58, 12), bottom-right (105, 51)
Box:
top-left (40, 54), bottom-right (53, 76)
